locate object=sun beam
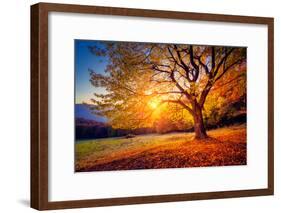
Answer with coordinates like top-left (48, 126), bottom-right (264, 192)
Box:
top-left (148, 100), bottom-right (159, 109)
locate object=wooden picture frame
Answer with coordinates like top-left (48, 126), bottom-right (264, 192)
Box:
top-left (31, 2), bottom-right (274, 210)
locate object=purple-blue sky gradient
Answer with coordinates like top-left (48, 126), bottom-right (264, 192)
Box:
top-left (75, 40), bottom-right (108, 104)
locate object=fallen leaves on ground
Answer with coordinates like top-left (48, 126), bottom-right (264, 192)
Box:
top-left (75, 125), bottom-right (246, 172)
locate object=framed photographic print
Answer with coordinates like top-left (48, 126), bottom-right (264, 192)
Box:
top-left (31, 2), bottom-right (274, 210)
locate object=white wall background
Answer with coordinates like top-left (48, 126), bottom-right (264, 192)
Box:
top-left (0, 0), bottom-right (279, 212)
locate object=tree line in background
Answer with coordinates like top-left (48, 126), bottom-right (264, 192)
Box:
top-left (76, 96), bottom-right (246, 140)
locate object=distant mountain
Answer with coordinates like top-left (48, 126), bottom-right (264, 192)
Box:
top-left (76, 117), bottom-right (108, 127)
top-left (75, 104), bottom-right (107, 123)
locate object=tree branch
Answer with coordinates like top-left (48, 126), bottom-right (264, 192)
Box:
top-left (173, 45), bottom-right (194, 81)
top-left (161, 99), bottom-right (194, 115)
top-left (215, 58), bottom-right (245, 83)
top-left (170, 68), bottom-right (193, 102)
top-left (189, 45), bottom-right (200, 81)
top-left (199, 56), bottom-right (245, 107)
top-left (212, 47), bottom-right (235, 77)
top-left (198, 81), bottom-right (213, 107)
top-left (211, 46), bottom-right (215, 70)
top-left (167, 46), bottom-right (187, 72)
top-left (211, 73), bottom-right (245, 91)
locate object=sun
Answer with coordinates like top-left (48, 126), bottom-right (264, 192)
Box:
top-left (148, 100), bottom-right (159, 109)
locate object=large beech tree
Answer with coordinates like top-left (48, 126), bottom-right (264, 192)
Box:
top-left (89, 42), bottom-right (246, 139)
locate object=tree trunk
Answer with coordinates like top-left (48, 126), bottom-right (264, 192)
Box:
top-left (193, 104), bottom-right (208, 139)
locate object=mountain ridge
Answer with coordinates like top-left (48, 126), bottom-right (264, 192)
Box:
top-left (75, 103), bottom-right (106, 123)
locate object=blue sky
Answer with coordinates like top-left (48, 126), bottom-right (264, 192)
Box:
top-left (75, 40), bottom-right (108, 104)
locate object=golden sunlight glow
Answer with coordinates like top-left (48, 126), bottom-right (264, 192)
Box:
top-left (148, 99), bottom-right (159, 109)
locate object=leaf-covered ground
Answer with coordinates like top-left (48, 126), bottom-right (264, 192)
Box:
top-left (75, 125), bottom-right (246, 172)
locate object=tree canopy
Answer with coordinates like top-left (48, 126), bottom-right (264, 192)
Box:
top-left (89, 41), bottom-right (246, 138)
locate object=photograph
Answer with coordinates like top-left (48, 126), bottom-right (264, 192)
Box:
top-left (74, 40), bottom-right (247, 172)
top-left (29, 2), bottom-right (274, 210)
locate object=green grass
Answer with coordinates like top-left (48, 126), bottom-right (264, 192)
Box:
top-left (75, 124), bottom-right (246, 172)
top-left (75, 132), bottom-right (194, 161)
